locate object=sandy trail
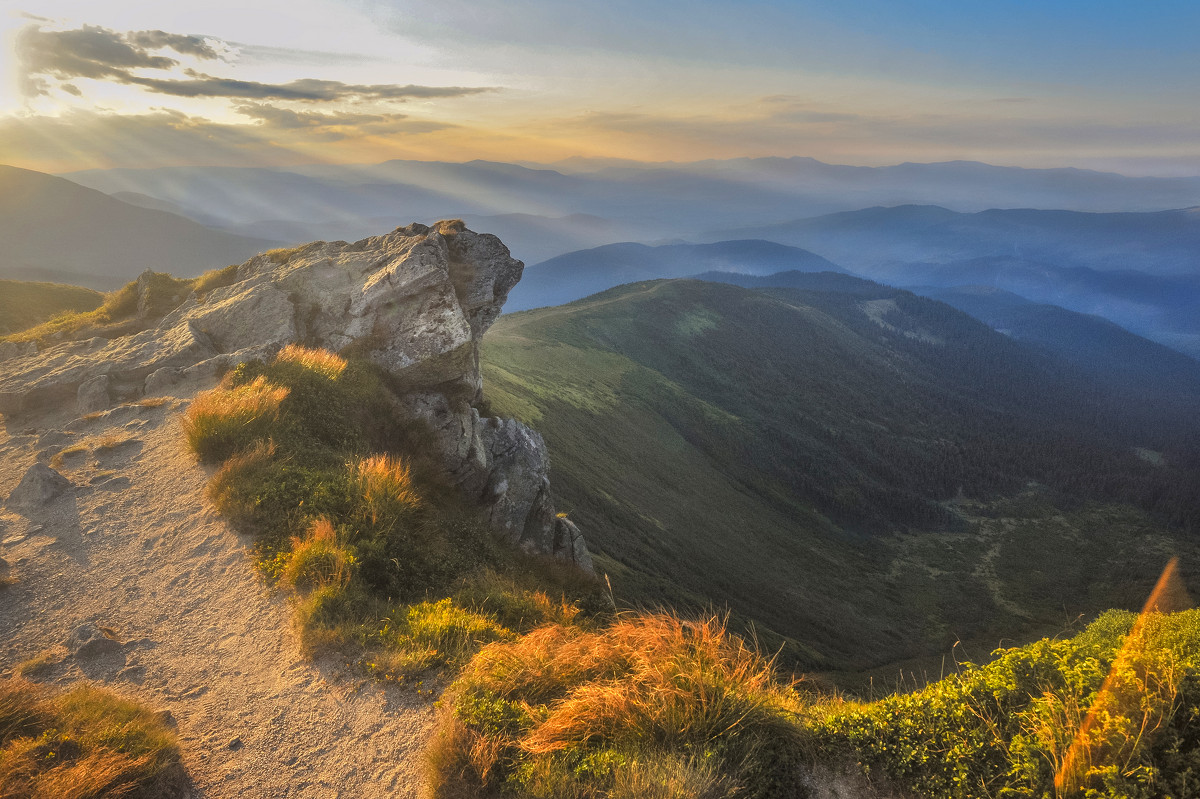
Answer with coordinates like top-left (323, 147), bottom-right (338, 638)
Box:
top-left (0, 385), bottom-right (435, 798)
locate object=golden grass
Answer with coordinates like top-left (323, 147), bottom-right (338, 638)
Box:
top-left (282, 518), bottom-right (356, 591)
top-left (357, 454), bottom-right (421, 524)
top-left (276, 344), bottom-right (347, 380)
top-left (183, 376), bottom-right (289, 463)
top-left (13, 651), bottom-right (58, 679)
top-left (133, 396), bottom-right (172, 408)
top-left (436, 612), bottom-right (810, 798)
top-left (205, 440), bottom-right (278, 523)
top-left (0, 678), bottom-right (184, 798)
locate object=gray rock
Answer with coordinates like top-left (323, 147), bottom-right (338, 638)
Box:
top-left (0, 221), bottom-right (590, 564)
top-left (67, 623), bottom-right (122, 658)
top-left (0, 340), bottom-right (37, 362)
top-left (76, 374), bottom-right (111, 415)
top-left (554, 516), bottom-right (594, 572)
top-left (143, 366), bottom-right (180, 395)
top-left (5, 463), bottom-right (73, 511)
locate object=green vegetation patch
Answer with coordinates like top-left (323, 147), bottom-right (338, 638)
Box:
top-left (431, 613), bottom-right (812, 799)
top-left (482, 281), bottom-right (1200, 674)
top-left (1, 265), bottom-right (242, 346)
top-left (185, 344), bottom-right (604, 684)
top-left (0, 677), bottom-right (185, 798)
top-left (0, 280), bottom-right (102, 337)
top-left (435, 608), bottom-right (1200, 799)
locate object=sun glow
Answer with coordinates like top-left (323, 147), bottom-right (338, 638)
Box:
top-left (1055, 558), bottom-right (1192, 795)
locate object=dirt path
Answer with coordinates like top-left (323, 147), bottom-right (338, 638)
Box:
top-left (0, 385), bottom-right (435, 798)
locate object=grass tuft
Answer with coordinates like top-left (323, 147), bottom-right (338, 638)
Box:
top-left (183, 376), bottom-right (289, 463)
top-left (437, 612), bottom-right (811, 799)
top-left (0, 678), bottom-right (185, 798)
top-left (276, 344), bottom-right (347, 380)
top-left (356, 454), bottom-right (421, 525)
top-left (282, 518), bottom-right (356, 591)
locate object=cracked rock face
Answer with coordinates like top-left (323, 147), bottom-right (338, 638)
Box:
top-left (0, 221), bottom-right (591, 569)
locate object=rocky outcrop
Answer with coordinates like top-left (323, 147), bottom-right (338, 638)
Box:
top-left (0, 221), bottom-right (591, 569)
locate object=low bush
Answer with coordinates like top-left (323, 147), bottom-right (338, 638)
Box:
top-left (810, 608), bottom-right (1200, 799)
top-left (434, 612), bottom-right (811, 799)
top-left (189, 345), bottom-right (604, 690)
top-left (0, 678), bottom-right (185, 798)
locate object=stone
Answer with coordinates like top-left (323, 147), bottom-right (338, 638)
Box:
top-left (67, 622), bottom-right (122, 658)
top-left (143, 366), bottom-right (180, 395)
top-left (0, 221), bottom-right (591, 566)
top-left (554, 516), bottom-right (594, 572)
top-left (76, 374), bottom-right (111, 415)
top-left (5, 463), bottom-right (73, 512)
top-left (227, 736), bottom-right (244, 751)
top-left (0, 340), bottom-right (37, 362)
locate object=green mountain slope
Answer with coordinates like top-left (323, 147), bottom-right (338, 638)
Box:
top-left (0, 279), bottom-right (102, 335)
top-left (0, 165), bottom-right (276, 288)
top-left (482, 280), bottom-right (1199, 673)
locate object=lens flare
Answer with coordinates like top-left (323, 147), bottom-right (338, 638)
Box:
top-left (1054, 557), bottom-right (1191, 795)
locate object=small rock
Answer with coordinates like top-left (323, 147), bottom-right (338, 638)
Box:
top-left (143, 366), bottom-right (180, 395)
top-left (76, 375), bottom-right (111, 415)
top-left (36, 430), bottom-right (76, 449)
top-left (116, 664), bottom-right (146, 683)
top-left (5, 463), bottom-right (73, 512)
top-left (67, 622), bottom-right (122, 658)
top-left (155, 709), bottom-right (176, 727)
top-left (227, 736), bottom-right (243, 751)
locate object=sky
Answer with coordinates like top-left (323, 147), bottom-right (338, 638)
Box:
top-left (2, 0), bottom-right (1200, 175)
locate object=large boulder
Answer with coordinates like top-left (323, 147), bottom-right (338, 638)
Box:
top-left (0, 221), bottom-right (591, 568)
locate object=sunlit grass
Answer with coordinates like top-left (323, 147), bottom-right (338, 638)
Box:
top-left (276, 343), bottom-right (347, 380)
top-left (0, 678), bottom-right (185, 798)
top-left (183, 376), bottom-right (289, 463)
top-left (356, 454), bottom-right (421, 524)
top-left (434, 612), bottom-right (810, 799)
top-left (0, 264), bottom-right (243, 345)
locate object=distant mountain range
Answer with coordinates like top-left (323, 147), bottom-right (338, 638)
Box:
top-left (0, 166), bottom-right (275, 289)
top-left (713, 204), bottom-right (1200, 276)
top-left (60, 157), bottom-right (1200, 264)
top-left (483, 278), bottom-right (1200, 670)
top-left (507, 240), bottom-right (843, 310)
top-left (706, 205), bottom-right (1200, 358)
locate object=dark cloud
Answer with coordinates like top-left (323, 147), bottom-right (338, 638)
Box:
top-left (128, 30), bottom-right (223, 60)
top-left (125, 73), bottom-right (490, 102)
top-left (17, 24), bottom-right (179, 94)
top-left (16, 23), bottom-right (494, 104)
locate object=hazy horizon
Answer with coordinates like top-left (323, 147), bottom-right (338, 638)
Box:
top-left (4, 1), bottom-right (1200, 177)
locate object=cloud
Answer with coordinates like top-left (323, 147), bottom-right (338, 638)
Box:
top-left (16, 23), bottom-right (493, 103)
top-left (233, 103), bottom-right (449, 140)
top-left (124, 74), bottom-right (490, 102)
top-left (127, 30), bottom-right (223, 60)
top-left (0, 107), bottom-right (462, 171)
